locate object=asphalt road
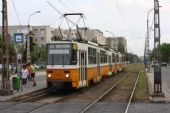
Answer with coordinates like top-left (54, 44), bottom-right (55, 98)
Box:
top-left (162, 66), bottom-right (170, 92)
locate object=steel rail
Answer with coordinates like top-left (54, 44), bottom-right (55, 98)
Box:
top-left (21, 89), bottom-right (57, 102)
top-left (79, 72), bottom-right (131, 113)
top-left (0, 88), bottom-right (55, 110)
top-left (123, 70), bottom-right (142, 113)
top-left (28, 89), bottom-right (82, 113)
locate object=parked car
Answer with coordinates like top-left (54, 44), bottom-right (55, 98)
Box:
top-left (34, 64), bottom-right (40, 69)
top-left (34, 64), bottom-right (45, 69)
top-left (161, 62), bottom-right (167, 67)
top-left (0, 64), bottom-right (14, 70)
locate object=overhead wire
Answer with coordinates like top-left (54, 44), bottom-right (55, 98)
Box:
top-left (114, 0), bottom-right (135, 38)
top-left (58, 0), bottom-right (87, 28)
top-left (12, 0), bottom-right (22, 25)
top-left (58, 0), bottom-right (74, 13)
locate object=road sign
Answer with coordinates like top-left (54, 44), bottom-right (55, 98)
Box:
top-left (14, 33), bottom-right (24, 43)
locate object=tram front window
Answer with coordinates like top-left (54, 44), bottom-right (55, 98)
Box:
top-left (47, 44), bottom-right (77, 65)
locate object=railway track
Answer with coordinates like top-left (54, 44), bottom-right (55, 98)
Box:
top-left (0, 88), bottom-right (57, 110)
top-left (10, 88), bottom-right (57, 102)
top-left (79, 70), bottom-right (142, 113)
top-left (27, 69), bottom-right (140, 113)
top-left (0, 65), bottom-right (143, 113)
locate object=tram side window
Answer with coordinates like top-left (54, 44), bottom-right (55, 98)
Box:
top-left (116, 54), bottom-right (119, 63)
top-left (100, 50), bottom-right (107, 64)
top-left (112, 53), bottom-right (116, 63)
top-left (123, 55), bottom-right (125, 62)
top-left (88, 47), bottom-right (96, 64)
top-left (72, 49), bottom-right (77, 65)
top-left (120, 56), bottom-right (122, 63)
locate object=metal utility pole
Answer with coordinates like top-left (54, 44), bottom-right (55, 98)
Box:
top-left (146, 8), bottom-right (154, 73)
top-left (144, 36), bottom-right (147, 67)
top-left (153, 0), bottom-right (162, 94)
top-left (26, 11), bottom-right (40, 63)
top-left (0, 0), bottom-right (13, 95)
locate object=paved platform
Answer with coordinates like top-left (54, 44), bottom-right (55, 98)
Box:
top-left (0, 71), bottom-right (46, 101)
top-left (146, 68), bottom-right (170, 102)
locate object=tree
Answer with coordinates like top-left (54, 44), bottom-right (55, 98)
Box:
top-left (118, 41), bottom-right (125, 54)
top-left (150, 43), bottom-right (170, 63)
top-left (51, 35), bottom-right (62, 41)
top-left (125, 52), bottom-right (139, 63)
top-left (91, 37), bottom-right (98, 44)
top-left (0, 35), bottom-right (17, 63)
top-left (160, 43), bottom-right (170, 62)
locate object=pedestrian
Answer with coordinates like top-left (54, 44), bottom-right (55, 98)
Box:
top-left (22, 65), bottom-right (28, 86)
top-left (30, 63), bottom-right (36, 86)
top-left (26, 63), bottom-right (32, 81)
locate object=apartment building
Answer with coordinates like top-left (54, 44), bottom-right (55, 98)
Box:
top-left (0, 25), bottom-right (56, 47)
top-left (106, 37), bottom-right (127, 52)
top-left (63, 27), bottom-right (106, 45)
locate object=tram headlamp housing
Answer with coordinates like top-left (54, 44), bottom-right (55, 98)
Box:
top-left (65, 74), bottom-right (70, 78)
top-left (48, 74), bottom-right (52, 78)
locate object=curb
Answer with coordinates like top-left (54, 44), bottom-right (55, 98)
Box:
top-left (146, 69), bottom-right (170, 103)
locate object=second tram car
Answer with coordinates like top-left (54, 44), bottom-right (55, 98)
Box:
top-left (46, 41), bottom-right (125, 89)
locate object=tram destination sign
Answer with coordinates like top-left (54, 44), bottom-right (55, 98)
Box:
top-left (49, 44), bottom-right (71, 49)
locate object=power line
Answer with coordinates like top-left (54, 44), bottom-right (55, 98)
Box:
top-left (114, 0), bottom-right (135, 38)
top-left (58, 0), bottom-right (74, 13)
top-left (12, 0), bottom-right (22, 25)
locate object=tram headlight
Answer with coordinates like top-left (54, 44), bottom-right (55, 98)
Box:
top-left (48, 74), bottom-right (52, 78)
top-left (65, 74), bottom-right (70, 78)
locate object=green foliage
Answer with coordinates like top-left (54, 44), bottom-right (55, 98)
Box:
top-left (118, 41), bottom-right (125, 54)
top-left (160, 43), bottom-right (170, 62)
top-left (0, 35), bottom-right (17, 63)
top-left (91, 37), bottom-right (98, 44)
top-left (150, 43), bottom-right (170, 63)
top-left (30, 45), bottom-right (46, 63)
top-left (51, 35), bottom-right (62, 41)
top-left (125, 52), bottom-right (139, 63)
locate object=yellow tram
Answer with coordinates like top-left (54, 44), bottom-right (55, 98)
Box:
top-left (46, 41), bottom-right (125, 89)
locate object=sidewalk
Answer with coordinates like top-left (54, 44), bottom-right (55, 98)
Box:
top-left (146, 68), bottom-right (170, 103)
top-left (0, 71), bottom-right (46, 101)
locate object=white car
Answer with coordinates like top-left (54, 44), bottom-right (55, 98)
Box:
top-left (34, 64), bottom-right (40, 69)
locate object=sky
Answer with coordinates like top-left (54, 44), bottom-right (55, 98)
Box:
top-left (0, 0), bottom-right (170, 56)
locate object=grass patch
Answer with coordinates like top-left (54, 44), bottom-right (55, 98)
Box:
top-left (134, 68), bottom-right (149, 101)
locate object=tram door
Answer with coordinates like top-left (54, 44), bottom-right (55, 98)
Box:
top-left (97, 52), bottom-right (100, 82)
top-left (79, 51), bottom-right (87, 87)
top-left (108, 56), bottom-right (112, 75)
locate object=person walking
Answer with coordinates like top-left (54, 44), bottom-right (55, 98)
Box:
top-left (22, 65), bottom-right (28, 86)
top-left (30, 63), bottom-right (36, 86)
top-left (26, 63), bottom-right (32, 81)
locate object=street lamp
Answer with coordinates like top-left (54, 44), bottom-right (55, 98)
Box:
top-left (105, 30), bottom-right (115, 37)
top-left (26, 11), bottom-right (41, 63)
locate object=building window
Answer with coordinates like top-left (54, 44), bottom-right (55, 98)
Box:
top-left (40, 29), bottom-right (45, 36)
top-left (35, 37), bottom-right (38, 42)
top-left (51, 31), bottom-right (53, 34)
top-left (34, 29), bottom-right (38, 35)
top-left (41, 37), bottom-right (44, 41)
